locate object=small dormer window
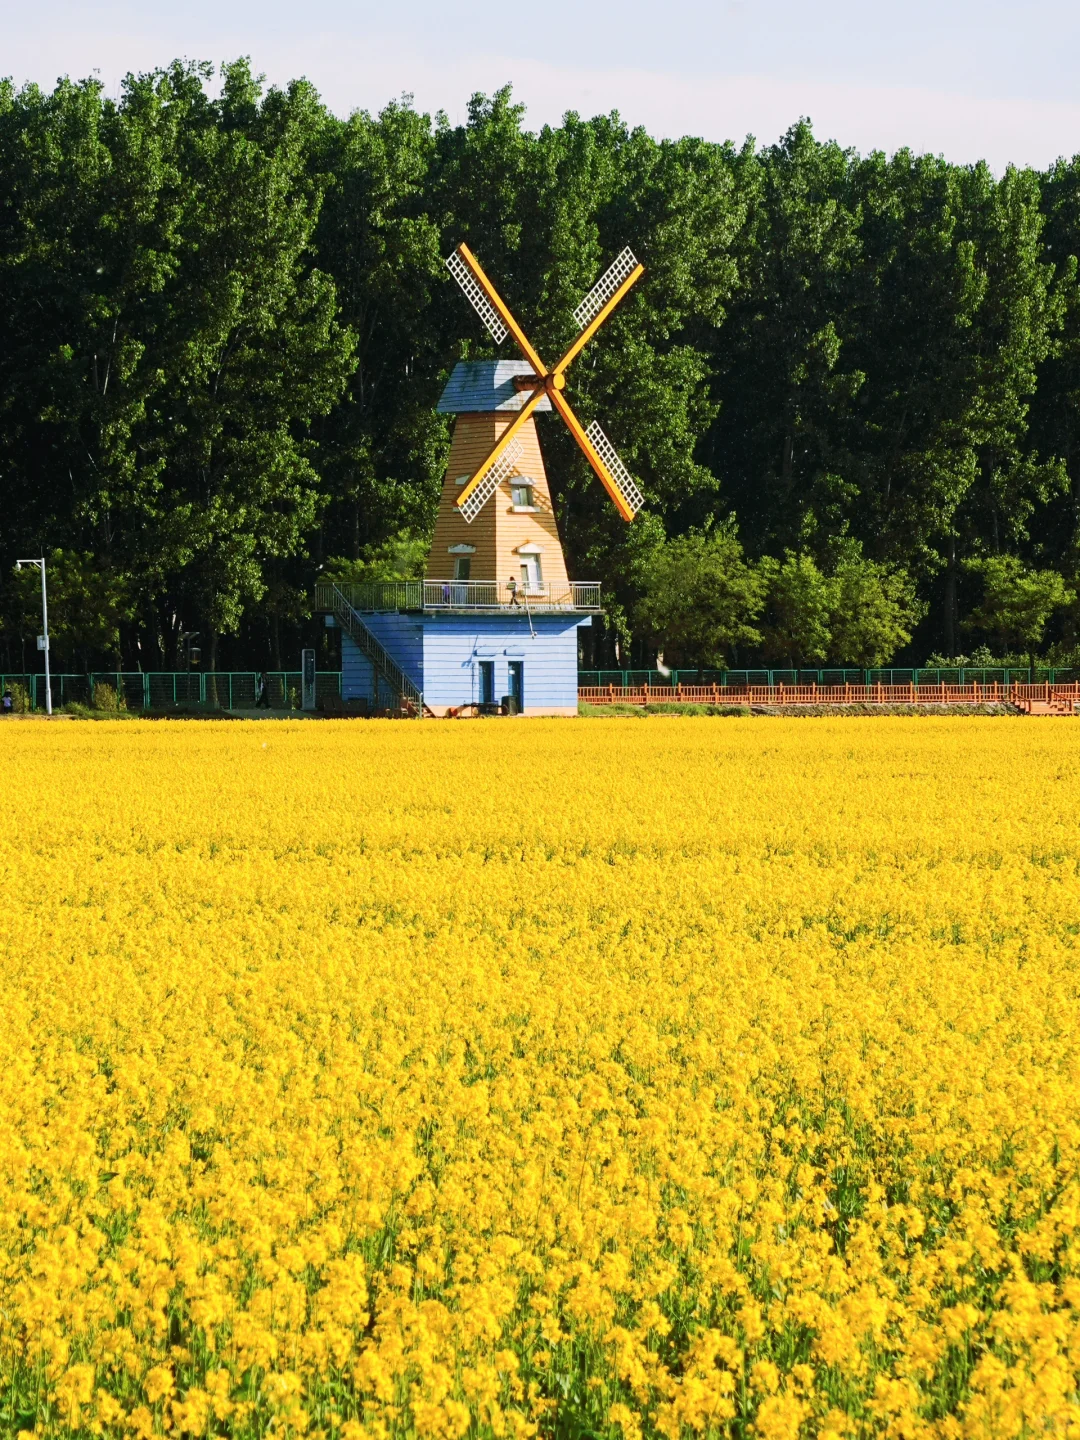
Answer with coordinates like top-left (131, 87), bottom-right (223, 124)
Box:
top-left (511, 483), bottom-right (535, 509)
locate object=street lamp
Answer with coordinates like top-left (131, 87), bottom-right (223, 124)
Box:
top-left (15, 558), bottom-right (51, 716)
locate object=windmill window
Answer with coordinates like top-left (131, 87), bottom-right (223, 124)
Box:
top-left (511, 483), bottom-right (535, 510)
top-left (454, 556), bottom-right (471, 581)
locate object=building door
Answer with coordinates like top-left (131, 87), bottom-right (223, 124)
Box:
top-left (508, 661), bottom-right (523, 712)
top-left (478, 660), bottom-right (494, 705)
top-left (520, 554), bottom-right (543, 592)
top-left (452, 556), bottom-right (471, 605)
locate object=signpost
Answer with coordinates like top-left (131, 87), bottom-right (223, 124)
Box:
top-left (302, 649), bottom-right (316, 711)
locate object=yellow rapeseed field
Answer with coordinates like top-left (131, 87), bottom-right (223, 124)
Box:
top-left (1, 717), bottom-right (1079, 1440)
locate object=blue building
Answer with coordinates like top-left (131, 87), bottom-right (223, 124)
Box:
top-left (317, 361), bottom-right (600, 716)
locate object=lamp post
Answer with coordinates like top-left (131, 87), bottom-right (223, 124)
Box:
top-left (16, 558), bottom-right (51, 715)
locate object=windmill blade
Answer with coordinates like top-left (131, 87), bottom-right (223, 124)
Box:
top-left (553, 251), bottom-right (644, 378)
top-left (585, 422), bottom-right (645, 518)
top-left (548, 388), bottom-right (643, 522)
top-left (446, 248), bottom-right (508, 343)
top-left (573, 248), bottom-right (639, 330)
top-left (445, 244), bottom-right (548, 376)
top-left (457, 384), bottom-right (548, 518)
top-left (458, 438), bottom-right (525, 523)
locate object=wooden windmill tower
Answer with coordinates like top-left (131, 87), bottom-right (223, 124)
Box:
top-left (428, 243), bottom-right (646, 598)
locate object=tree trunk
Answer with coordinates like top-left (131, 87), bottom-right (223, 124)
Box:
top-left (943, 537), bottom-right (958, 658)
top-left (206, 632), bottom-right (220, 706)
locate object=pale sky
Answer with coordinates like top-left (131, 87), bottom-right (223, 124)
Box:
top-left (5, 0), bottom-right (1080, 172)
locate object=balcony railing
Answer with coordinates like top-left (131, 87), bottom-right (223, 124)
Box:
top-left (316, 580), bottom-right (602, 613)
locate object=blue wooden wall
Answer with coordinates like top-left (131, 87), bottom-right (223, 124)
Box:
top-left (341, 612), bottom-right (588, 712)
top-left (340, 637), bottom-right (400, 709)
top-left (421, 613), bottom-right (583, 711)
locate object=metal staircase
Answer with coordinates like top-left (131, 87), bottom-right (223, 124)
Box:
top-left (325, 583), bottom-right (428, 715)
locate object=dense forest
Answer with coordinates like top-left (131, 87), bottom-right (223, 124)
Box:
top-left (4, 58), bottom-right (1080, 674)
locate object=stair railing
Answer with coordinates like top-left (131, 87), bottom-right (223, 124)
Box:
top-left (327, 584), bottom-right (426, 713)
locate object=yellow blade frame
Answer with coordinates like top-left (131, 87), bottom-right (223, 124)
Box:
top-left (549, 389), bottom-right (638, 522)
top-left (455, 385), bottom-right (548, 512)
top-left (552, 261), bottom-right (644, 377)
top-left (449, 243), bottom-right (645, 521)
top-left (453, 243), bottom-right (547, 378)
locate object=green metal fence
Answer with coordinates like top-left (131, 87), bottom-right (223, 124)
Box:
top-left (0, 672), bottom-right (342, 713)
top-left (8, 666), bottom-right (1077, 713)
top-left (578, 666), bottom-right (1080, 690)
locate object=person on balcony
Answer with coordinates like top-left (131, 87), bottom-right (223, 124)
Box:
top-left (507, 576), bottom-right (520, 607)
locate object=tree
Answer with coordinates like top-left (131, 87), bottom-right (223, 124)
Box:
top-left (963, 554), bottom-right (1074, 667)
top-left (322, 530), bottom-right (428, 586)
top-left (704, 122), bottom-right (864, 560)
top-left (313, 98), bottom-right (446, 560)
top-left (634, 523), bottom-right (767, 667)
top-left (827, 544), bottom-right (923, 666)
top-left (2, 553), bottom-right (133, 671)
top-left (760, 551), bottom-right (833, 666)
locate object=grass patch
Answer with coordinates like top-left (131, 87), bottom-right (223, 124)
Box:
top-left (578, 701), bottom-right (752, 717)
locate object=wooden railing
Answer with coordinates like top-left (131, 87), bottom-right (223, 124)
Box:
top-left (579, 681), bottom-right (1080, 708)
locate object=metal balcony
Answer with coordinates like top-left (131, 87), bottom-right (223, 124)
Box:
top-left (316, 580), bottom-right (602, 614)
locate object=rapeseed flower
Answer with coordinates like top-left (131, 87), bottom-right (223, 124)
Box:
top-left (0, 717), bottom-right (1078, 1438)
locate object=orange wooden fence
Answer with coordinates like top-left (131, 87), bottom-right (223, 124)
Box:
top-left (579, 681), bottom-right (1080, 708)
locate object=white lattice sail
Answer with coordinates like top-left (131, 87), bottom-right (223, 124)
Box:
top-left (573, 248), bottom-right (639, 330)
top-left (446, 250), bottom-right (508, 343)
top-left (585, 422), bottom-right (644, 517)
top-left (458, 438), bottom-right (525, 523)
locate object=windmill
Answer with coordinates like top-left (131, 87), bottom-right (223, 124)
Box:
top-left (445, 243), bottom-right (646, 524)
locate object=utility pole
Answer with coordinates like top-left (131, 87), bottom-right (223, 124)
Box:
top-left (16, 558), bottom-right (51, 715)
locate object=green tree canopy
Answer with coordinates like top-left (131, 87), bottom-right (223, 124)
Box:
top-left (634, 524), bottom-right (767, 667)
top-left (3, 70), bottom-right (1080, 674)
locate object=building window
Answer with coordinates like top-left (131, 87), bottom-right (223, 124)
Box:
top-left (511, 483), bottom-right (534, 509)
top-left (454, 556), bottom-right (471, 581)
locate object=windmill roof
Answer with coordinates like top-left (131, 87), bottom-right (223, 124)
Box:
top-left (437, 361), bottom-right (552, 414)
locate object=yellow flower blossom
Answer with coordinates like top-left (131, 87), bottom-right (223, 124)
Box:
top-left (0, 717), bottom-right (1079, 1438)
